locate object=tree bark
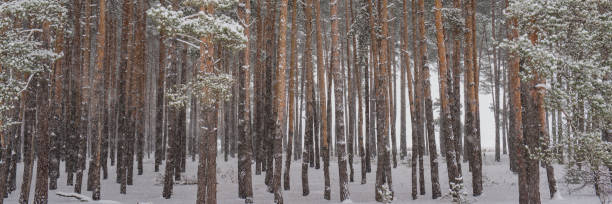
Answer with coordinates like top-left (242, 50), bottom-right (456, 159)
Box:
top-left (373, 0), bottom-right (394, 201)
top-left (238, 0), bottom-right (254, 201)
top-left (273, 0), bottom-right (289, 202)
top-left (345, 0), bottom-right (355, 182)
top-left (19, 77), bottom-right (36, 204)
top-left (451, 0), bottom-right (463, 175)
top-left (34, 22), bottom-right (51, 204)
top-left (464, 0), bottom-right (483, 196)
top-left (434, 0), bottom-right (462, 200)
top-left (529, 30), bottom-right (557, 200)
top-left (356, 0), bottom-right (369, 185)
top-left (314, 0), bottom-right (331, 199)
top-left (301, 0), bottom-right (314, 196)
top-left (508, 13), bottom-right (529, 204)
top-left (331, 0), bottom-right (349, 201)
top-left (118, 0), bottom-right (133, 194)
top-left (492, 0), bottom-right (501, 162)
top-left (419, 0), bottom-right (441, 198)
top-left (155, 0), bottom-right (167, 173)
top-left (283, 0), bottom-right (298, 191)
top-left (90, 0), bottom-right (106, 199)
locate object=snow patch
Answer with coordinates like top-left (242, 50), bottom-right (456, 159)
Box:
top-left (552, 192), bottom-right (564, 200)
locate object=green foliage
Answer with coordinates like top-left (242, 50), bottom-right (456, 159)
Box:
top-left (147, 3), bottom-right (246, 50)
top-left (166, 72), bottom-right (234, 109)
top-left (0, 0), bottom-right (65, 129)
top-left (502, 0), bottom-right (612, 132)
top-left (561, 132), bottom-right (612, 202)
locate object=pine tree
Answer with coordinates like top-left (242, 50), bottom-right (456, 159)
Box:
top-left (272, 0), bottom-right (289, 203)
top-left (508, 11), bottom-right (528, 204)
top-left (355, 0), bottom-right (370, 185)
top-left (451, 0), bottom-right (463, 175)
top-left (464, 0), bottom-right (483, 196)
top-left (301, 0), bottom-right (314, 196)
top-left (418, 0), bottom-right (441, 198)
top-left (433, 0), bottom-right (462, 200)
top-left (344, 0), bottom-right (355, 182)
top-left (373, 0), bottom-right (394, 201)
top-left (315, 0), bottom-right (331, 199)
top-left (155, 0), bottom-right (167, 173)
top-left (238, 0), bottom-right (254, 201)
top-left (33, 21), bottom-right (51, 204)
top-left (331, 0), bottom-right (349, 201)
top-left (283, 0), bottom-right (298, 191)
top-left (492, 0), bottom-right (501, 163)
top-left (91, 0), bottom-right (107, 199)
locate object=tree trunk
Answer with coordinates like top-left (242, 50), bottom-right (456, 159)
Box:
top-left (118, 0), bottom-right (133, 194)
top-left (314, 0), bottom-right (331, 199)
top-left (19, 80), bottom-right (36, 204)
top-left (237, 0), bottom-right (254, 201)
top-left (301, 0), bottom-right (314, 196)
top-left (0, 114), bottom-right (6, 204)
top-left (345, 0), bottom-right (355, 182)
top-left (434, 0), bottom-right (462, 199)
top-left (331, 0), bottom-right (349, 201)
top-left (162, 37), bottom-right (178, 199)
top-left (419, 0), bottom-right (441, 198)
top-left (273, 0), bottom-right (289, 203)
top-left (34, 22), bottom-right (51, 204)
top-left (508, 12), bottom-right (529, 204)
top-left (71, 0), bottom-right (84, 193)
top-left (283, 0), bottom-right (298, 191)
top-left (373, 0), bottom-right (394, 201)
top-left (529, 30), bottom-right (557, 200)
top-left (465, 0), bottom-right (483, 196)
top-left (90, 0), bottom-right (107, 198)
top-left (356, 0), bottom-right (369, 185)
top-left (451, 0), bottom-right (463, 175)
top-left (492, 0), bottom-right (501, 163)
top-left (155, 0), bottom-right (167, 173)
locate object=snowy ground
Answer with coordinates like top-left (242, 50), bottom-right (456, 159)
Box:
top-left (5, 152), bottom-right (601, 203)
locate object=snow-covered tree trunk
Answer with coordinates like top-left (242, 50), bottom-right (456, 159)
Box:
top-left (492, 0), bottom-right (501, 163)
top-left (508, 14), bottom-right (528, 204)
top-left (331, 0), bottom-right (349, 201)
top-left (154, 0), bottom-right (167, 174)
top-left (355, 0), bottom-right (369, 185)
top-left (19, 73), bottom-right (37, 204)
top-left (117, 0), bottom-right (132, 195)
top-left (283, 0), bottom-right (298, 191)
top-left (33, 22), bottom-right (51, 204)
top-left (464, 0), bottom-right (483, 196)
top-left (344, 0), bottom-right (355, 182)
top-left (418, 0), bottom-right (441, 198)
top-left (302, 0), bottom-right (314, 196)
top-left (451, 0), bottom-right (463, 175)
top-left (90, 0), bottom-right (106, 199)
top-left (314, 0), bottom-right (331, 199)
top-left (82, 0), bottom-right (93, 193)
top-left (433, 0), bottom-right (461, 200)
top-left (134, 0), bottom-right (147, 177)
top-left (272, 0), bottom-right (289, 203)
top-left (373, 0), bottom-right (393, 201)
top-left (237, 0), bottom-right (254, 201)
top-left (409, 0), bottom-right (419, 199)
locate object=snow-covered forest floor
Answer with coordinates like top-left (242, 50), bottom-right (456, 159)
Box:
top-left (5, 152), bottom-right (601, 204)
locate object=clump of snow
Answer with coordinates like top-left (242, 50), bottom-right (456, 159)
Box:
top-left (552, 192), bottom-right (564, 200)
top-left (56, 192), bottom-right (91, 202)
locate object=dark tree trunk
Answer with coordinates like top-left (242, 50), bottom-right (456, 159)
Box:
top-left (34, 24), bottom-right (51, 203)
top-left (19, 78), bottom-right (37, 204)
